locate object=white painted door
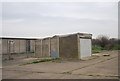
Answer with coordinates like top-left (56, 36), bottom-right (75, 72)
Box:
top-left (80, 38), bottom-right (91, 58)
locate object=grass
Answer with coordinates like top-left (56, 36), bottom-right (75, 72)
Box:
top-left (92, 44), bottom-right (120, 54)
top-left (92, 45), bottom-right (103, 50)
top-left (92, 45), bottom-right (102, 54)
top-left (20, 58), bottom-right (60, 66)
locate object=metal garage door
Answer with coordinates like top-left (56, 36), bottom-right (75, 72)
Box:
top-left (80, 38), bottom-right (91, 58)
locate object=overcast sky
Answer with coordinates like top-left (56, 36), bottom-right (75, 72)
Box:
top-left (1, 2), bottom-right (118, 38)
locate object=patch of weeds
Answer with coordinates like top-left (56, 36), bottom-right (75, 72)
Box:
top-left (88, 74), bottom-right (101, 77)
top-left (52, 60), bottom-right (64, 63)
top-left (92, 50), bottom-right (100, 54)
top-left (20, 62), bottom-right (32, 66)
top-left (104, 75), bottom-right (120, 78)
top-left (88, 74), bottom-right (94, 76)
top-left (62, 72), bottom-right (72, 74)
top-left (92, 45), bottom-right (103, 50)
top-left (103, 54), bottom-right (110, 56)
top-left (20, 58), bottom-right (60, 66)
top-left (117, 76), bottom-right (120, 78)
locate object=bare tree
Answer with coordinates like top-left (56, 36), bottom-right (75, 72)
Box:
top-left (96, 35), bottom-right (110, 48)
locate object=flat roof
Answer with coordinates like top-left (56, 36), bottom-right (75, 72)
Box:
top-left (0, 33), bottom-right (92, 40)
top-left (0, 37), bottom-right (37, 40)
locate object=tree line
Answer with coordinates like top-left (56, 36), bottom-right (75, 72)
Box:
top-left (92, 35), bottom-right (120, 50)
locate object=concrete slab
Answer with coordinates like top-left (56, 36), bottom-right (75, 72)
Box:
top-left (72, 57), bottom-right (118, 77)
top-left (2, 50), bottom-right (119, 79)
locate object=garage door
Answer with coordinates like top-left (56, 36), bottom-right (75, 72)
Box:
top-left (80, 38), bottom-right (91, 58)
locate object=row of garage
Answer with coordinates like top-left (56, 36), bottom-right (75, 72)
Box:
top-left (1, 33), bottom-right (92, 60)
top-left (35, 33), bottom-right (92, 59)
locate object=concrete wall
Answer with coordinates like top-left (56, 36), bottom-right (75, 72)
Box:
top-left (35, 33), bottom-right (92, 59)
top-left (59, 34), bottom-right (78, 58)
top-left (20, 40), bottom-right (26, 53)
top-left (35, 36), bottom-right (59, 57)
top-left (2, 39), bottom-right (35, 54)
top-left (30, 40), bottom-right (35, 53)
top-left (35, 39), bottom-right (42, 57)
top-left (42, 38), bottom-right (50, 57)
top-left (50, 36), bottom-right (59, 57)
top-left (0, 39), bottom-right (2, 55)
top-left (2, 39), bottom-right (8, 54)
top-left (14, 40), bottom-right (20, 53)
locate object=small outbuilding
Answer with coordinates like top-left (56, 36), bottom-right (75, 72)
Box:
top-left (35, 33), bottom-right (92, 59)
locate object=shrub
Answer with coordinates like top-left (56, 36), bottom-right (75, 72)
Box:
top-left (96, 35), bottom-right (109, 48)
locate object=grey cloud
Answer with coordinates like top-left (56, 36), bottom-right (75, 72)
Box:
top-left (2, 2), bottom-right (118, 38)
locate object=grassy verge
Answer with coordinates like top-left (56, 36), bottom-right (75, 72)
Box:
top-left (92, 45), bottom-right (102, 54)
top-left (92, 44), bottom-right (120, 54)
top-left (20, 58), bottom-right (60, 66)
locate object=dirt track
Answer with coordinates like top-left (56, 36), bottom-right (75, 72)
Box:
top-left (2, 50), bottom-right (119, 79)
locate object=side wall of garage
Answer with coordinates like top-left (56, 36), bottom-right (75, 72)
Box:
top-left (42, 38), bottom-right (50, 57)
top-left (59, 34), bottom-right (78, 58)
top-left (2, 39), bottom-right (35, 54)
top-left (35, 39), bottom-right (42, 57)
top-left (2, 39), bottom-right (8, 55)
top-left (14, 40), bottom-right (20, 53)
top-left (50, 36), bottom-right (59, 57)
top-left (30, 40), bottom-right (35, 53)
top-left (19, 40), bottom-right (26, 53)
top-left (35, 36), bottom-right (59, 58)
